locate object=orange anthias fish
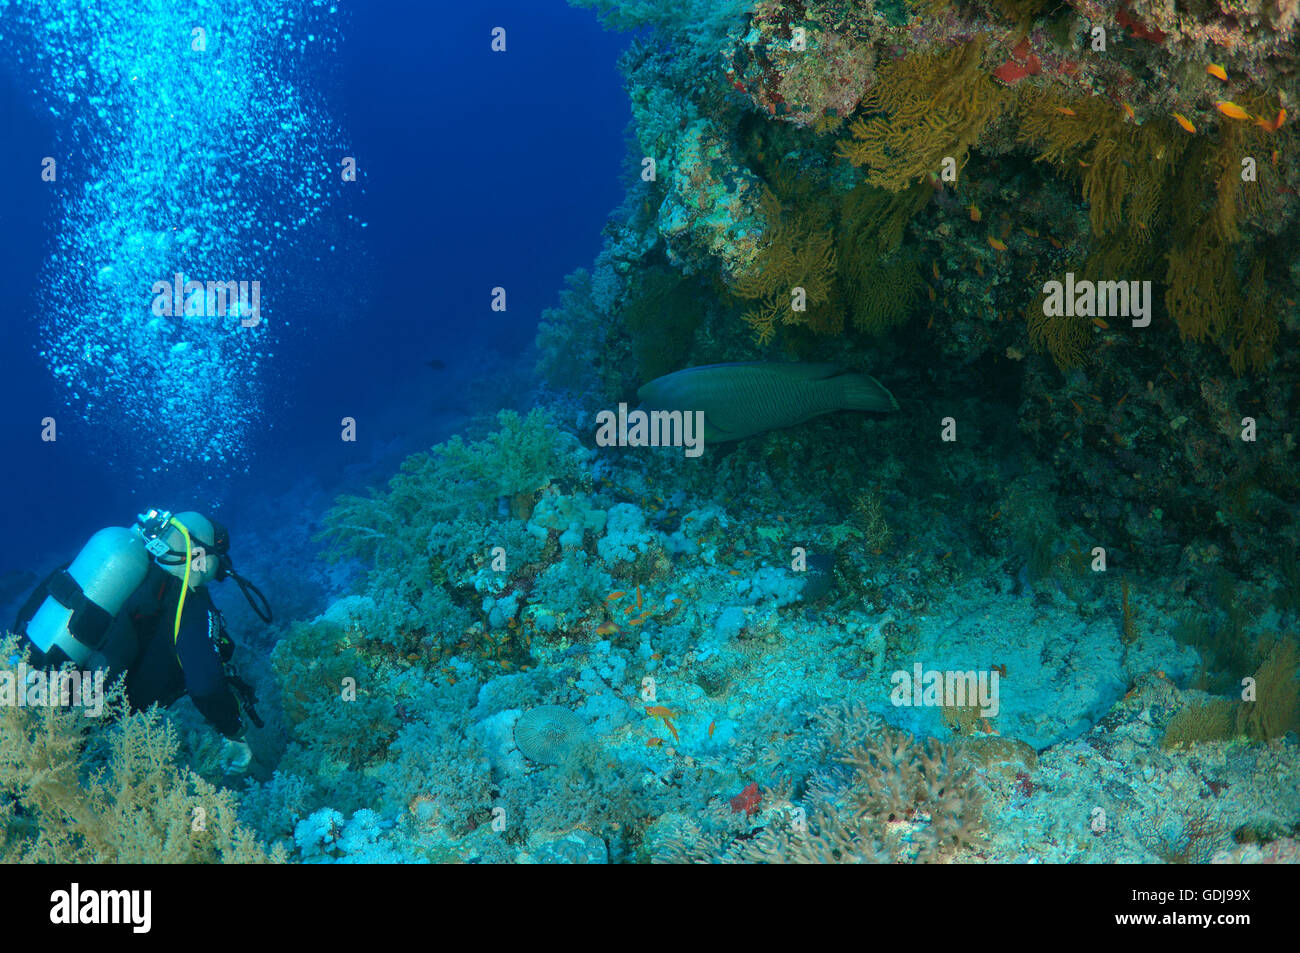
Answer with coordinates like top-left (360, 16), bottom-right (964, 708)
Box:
top-left (969, 204), bottom-right (982, 222)
top-left (1215, 101), bottom-right (1251, 121)
top-left (988, 236), bottom-right (1008, 252)
top-left (1172, 112), bottom-right (1196, 133)
top-left (646, 705), bottom-right (680, 741)
top-left (1256, 108), bottom-right (1286, 132)
top-left (595, 621), bottom-right (620, 635)
top-left (606, 590), bottom-right (626, 602)
top-left (1206, 63), bottom-right (1228, 81)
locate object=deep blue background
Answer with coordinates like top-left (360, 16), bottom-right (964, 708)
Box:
top-left (0, 1), bottom-right (629, 584)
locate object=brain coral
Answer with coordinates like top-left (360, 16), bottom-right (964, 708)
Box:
top-left (514, 706), bottom-right (587, 765)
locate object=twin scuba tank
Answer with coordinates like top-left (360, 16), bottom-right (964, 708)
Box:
top-left (21, 510), bottom-right (225, 668)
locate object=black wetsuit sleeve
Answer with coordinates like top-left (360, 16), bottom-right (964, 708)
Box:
top-left (175, 590), bottom-right (244, 739)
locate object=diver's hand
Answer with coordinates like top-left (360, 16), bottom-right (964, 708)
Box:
top-left (219, 738), bottom-right (253, 773)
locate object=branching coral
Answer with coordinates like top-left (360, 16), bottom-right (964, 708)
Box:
top-left (319, 408), bottom-right (584, 566)
top-left (1165, 228), bottom-right (1278, 374)
top-left (0, 637), bottom-right (283, 862)
top-left (1237, 637), bottom-right (1300, 742)
top-left (1026, 303), bottom-right (1091, 370)
top-left (837, 40), bottom-right (1009, 193)
top-left (271, 619), bottom-right (401, 774)
top-left (837, 182), bottom-right (930, 335)
top-left (728, 146), bottom-right (931, 345)
top-left (1015, 89), bottom-right (1186, 239)
top-left (536, 268), bottom-right (615, 398)
top-left (733, 185), bottom-right (839, 342)
top-left (1008, 80), bottom-right (1284, 373)
top-left (735, 718), bottom-right (985, 863)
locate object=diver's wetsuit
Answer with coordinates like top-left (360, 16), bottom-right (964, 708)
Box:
top-left (120, 565), bottom-right (244, 739)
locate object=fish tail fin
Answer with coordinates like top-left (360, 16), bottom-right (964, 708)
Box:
top-left (835, 372), bottom-right (899, 413)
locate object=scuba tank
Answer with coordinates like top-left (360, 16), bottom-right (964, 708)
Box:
top-left (17, 509), bottom-right (273, 672)
top-left (22, 527), bottom-right (151, 666)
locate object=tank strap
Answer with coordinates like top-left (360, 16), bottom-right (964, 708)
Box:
top-left (12, 564), bottom-right (66, 636)
top-left (46, 570), bottom-right (114, 653)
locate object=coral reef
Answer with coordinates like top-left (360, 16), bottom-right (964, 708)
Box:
top-left (15, 0), bottom-right (1288, 869)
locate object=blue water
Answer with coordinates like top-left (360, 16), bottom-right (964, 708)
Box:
top-left (1, 0), bottom-right (1296, 868)
top-left (0, 0), bottom-right (627, 569)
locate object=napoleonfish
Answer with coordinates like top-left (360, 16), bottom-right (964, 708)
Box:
top-left (637, 362), bottom-right (898, 444)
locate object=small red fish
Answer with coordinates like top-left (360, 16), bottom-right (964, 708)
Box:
top-left (729, 782), bottom-right (762, 817)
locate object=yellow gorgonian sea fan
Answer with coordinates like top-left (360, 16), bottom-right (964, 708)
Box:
top-left (837, 40), bottom-right (1008, 192)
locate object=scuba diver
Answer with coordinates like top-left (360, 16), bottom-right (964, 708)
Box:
top-left (12, 509), bottom-right (272, 773)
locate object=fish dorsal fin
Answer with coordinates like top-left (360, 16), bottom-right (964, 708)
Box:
top-left (760, 362), bottom-right (846, 381)
top-left (671, 361), bottom-right (846, 381)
